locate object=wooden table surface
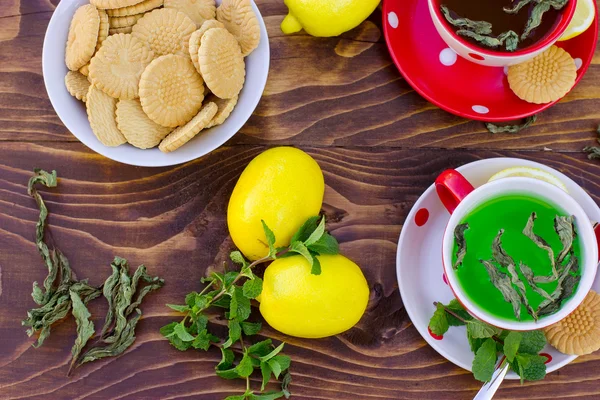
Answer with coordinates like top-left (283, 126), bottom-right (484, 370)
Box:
top-left (2, 0), bottom-right (600, 399)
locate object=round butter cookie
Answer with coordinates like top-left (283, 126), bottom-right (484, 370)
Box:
top-left (91, 0), bottom-right (145, 10)
top-left (89, 33), bottom-right (154, 100)
top-left (116, 99), bottom-right (172, 148)
top-left (164, 0), bottom-right (216, 28)
top-left (132, 8), bottom-right (196, 58)
top-left (159, 102), bottom-right (217, 152)
top-left (109, 26), bottom-right (133, 34)
top-left (188, 20), bottom-right (224, 74)
top-left (79, 63), bottom-right (90, 77)
top-left (86, 85), bottom-right (127, 147)
top-left (205, 93), bottom-right (237, 128)
top-left (109, 13), bottom-right (145, 28)
top-left (107, 0), bottom-right (163, 17)
top-left (139, 54), bottom-right (205, 127)
top-left (65, 71), bottom-right (91, 102)
top-left (198, 27), bottom-right (245, 99)
top-left (544, 290), bottom-right (600, 355)
top-left (97, 9), bottom-right (110, 51)
top-left (66, 4), bottom-right (101, 71)
top-left (508, 46), bottom-right (577, 104)
top-left (216, 0), bottom-right (260, 57)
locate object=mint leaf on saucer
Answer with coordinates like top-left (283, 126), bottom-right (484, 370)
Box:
top-left (472, 338), bottom-right (498, 382)
top-left (519, 330), bottom-right (546, 354)
top-left (446, 299), bottom-right (471, 326)
top-left (467, 319), bottom-right (502, 339)
top-left (428, 304), bottom-right (449, 336)
top-left (515, 354), bottom-right (546, 381)
top-left (503, 331), bottom-right (522, 362)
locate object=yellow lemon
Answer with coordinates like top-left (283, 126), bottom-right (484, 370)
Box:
top-left (281, 0), bottom-right (380, 37)
top-left (227, 147), bottom-right (324, 260)
top-left (488, 166), bottom-right (568, 193)
top-left (559, 0), bottom-right (595, 41)
top-left (259, 254), bottom-right (369, 338)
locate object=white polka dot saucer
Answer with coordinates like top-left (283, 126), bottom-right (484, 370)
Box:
top-left (382, 0), bottom-right (598, 122)
top-left (396, 158), bottom-right (600, 378)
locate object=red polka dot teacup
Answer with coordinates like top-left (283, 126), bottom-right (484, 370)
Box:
top-left (427, 0), bottom-right (577, 67)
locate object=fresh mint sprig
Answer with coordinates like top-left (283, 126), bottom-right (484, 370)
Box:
top-left (161, 216), bottom-right (339, 399)
top-left (429, 300), bottom-right (547, 383)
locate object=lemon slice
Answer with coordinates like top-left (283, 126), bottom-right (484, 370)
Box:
top-left (488, 166), bottom-right (569, 192)
top-left (559, 0), bottom-right (595, 41)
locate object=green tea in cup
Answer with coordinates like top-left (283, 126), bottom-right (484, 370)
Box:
top-left (452, 193), bottom-right (582, 322)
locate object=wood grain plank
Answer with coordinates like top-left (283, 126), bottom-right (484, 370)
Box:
top-left (0, 1), bottom-right (599, 151)
top-left (2, 143), bottom-right (600, 399)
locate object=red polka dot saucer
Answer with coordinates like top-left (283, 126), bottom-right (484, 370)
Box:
top-left (382, 0), bottom-right (599, 122)
top-left (396, 158), bottom-right (600, 378)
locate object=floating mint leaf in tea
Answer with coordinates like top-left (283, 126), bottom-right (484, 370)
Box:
top-left (453, 223), bottom-right (469, 269)
top-left (522, 0), bottom-right (569, 40)
top-left (504, 0), bottom-right (534, 14)
top-left (456, 29), bottom-right (520, 52)
top-left (554, 215), bottom-right (575, 264)
top-left (485, 115), bottom-right (537, 134)
top-left (481, 260), bottom-right (523, 320)
top-left (518, 262), bottom-right (554, 301)
top-left (523, 212), bottom-right (559, 280)
top-left (440, 5), bottom-right (493, 34)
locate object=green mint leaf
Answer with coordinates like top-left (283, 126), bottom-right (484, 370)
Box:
top-left (304, 216), bottom-right (326, 246)
top-left (235, 352), bottom-right (255, 377)
top-left (223, 319), bottom-right (241, 348)
top-left (229, 286), bottom-right (251, 322)
top-left (230, 251), bottom-right (249, 267)
top-left (310, 255), bottom-right (322, 275)
top-left (166, 304), bottom-right (190, 313)
top-left (261, 220), bottom-right (277, 257)
top-left (249, 392), bottom-right (286, 400)
top-left (518, 330), bottom-right (546, 354)
top-left (224, 396), bottom-right (245, 400)
top-left (213, 295), bottom-right (231, 309)
top-left (515, 354), bottom-right (546, 381)
top-left (191, 330), bottom-right (212, 350)
top-left (174, 322), bottom-right (195, 342)
top-left (241, 321), bottom-right (262, 336)
top-left (445, 299), bottom-right (472, 326)
top-left (268, 358), bottom-right (282, 379)
top-left (472, 338), bottom-right (498, 382)
top-left (260, 361), bottom-right (272, 390)
top-left (467, 319), bottom-right (502, 339)
top-left (428, 304), bottom-right (449, 336)
top-left (185, 292), bottom-right (198, 308)
top-left (307, 233), bottom-right (339, 255)
top-left (289, 241), bottom-right (314, 267)
top-left (224, 271), bottom-right (239, 288)
top-left (271, 354), bottom-right (291, 372)
top-left (160, 322), bottom-right (178, 338)
top-left (259, 342), bottom-right (285, 362)
top-left (468, 335), bottom-right (485, 353)
top-left (194, 314), bottom-right (209, 333)
top-left (281, 372), bottom-right (292, 398)
top-left (216, 368), bottom-right (241, 380)
top-left (291, 216), bottom-right (320, 243)
top-left (503, 331), bottom-right (522, 362)
top-left (243, 277), bottom-right (263, 299)
top-left (217, 347), bottom-right (235, 370)
top-left (248, 339), bottom-right (273, 357)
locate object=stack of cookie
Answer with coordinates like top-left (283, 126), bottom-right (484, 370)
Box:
top-left (64, 0), bottom-right (260, 153)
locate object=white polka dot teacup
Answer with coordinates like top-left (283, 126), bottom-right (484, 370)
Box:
top-left (427, 0), bottom-right (577, 67)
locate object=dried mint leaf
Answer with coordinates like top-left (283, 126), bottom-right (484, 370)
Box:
top-left (481, 260), bottom-right (523, 320)
top-left (554, 215), bottom-right (575, 264)
top-left (523, 212), bottom-right (558, 280)
top-left (583, 126), bottom-right (600, 160)
top-left (485, 115), bottom-right (537, 134)
top-left (440, 5), bottom-right (493, 35)
top-left (504, 0), bottom-right (534, 14)
top-left (518, 262), bottom-right (553, 301)
top-left (522, 0), bottom-right (568, 40)
top-left (453, 223), bottom-right (469, 269)
top-left (457, 30), bottom-right (520, 51)
top-left (69, 290), bottom-right (95, 371)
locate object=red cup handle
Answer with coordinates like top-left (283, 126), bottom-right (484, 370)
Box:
top-left (435, 169), bottom-right (475, 214)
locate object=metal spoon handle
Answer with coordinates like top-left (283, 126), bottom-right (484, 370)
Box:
top-left (473, 359), bottom-right (510, 400)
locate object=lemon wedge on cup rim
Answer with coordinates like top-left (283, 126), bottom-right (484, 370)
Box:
top-left (558, 0), bottom-right (595, 41)
top-left (488, 166), bottom-right (569, 192)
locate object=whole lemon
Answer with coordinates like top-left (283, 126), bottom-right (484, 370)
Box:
top-left (259, 254), bottom-right (369, 338)
top-left (228, 147), bottom-right (324, 260)
top-left (281, 0), bottom-right (380, 37)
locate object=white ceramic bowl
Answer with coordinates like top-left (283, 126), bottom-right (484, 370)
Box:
top-left (442, 177), bottom-right (598, 331)
top-left (43, 0), bottom-right (269, 167)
